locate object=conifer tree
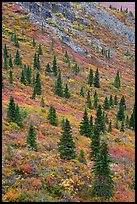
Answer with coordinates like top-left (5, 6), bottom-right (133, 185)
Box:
top-left (80, 87), bottom-right (84, 97)
top-left (61, 117), bottom-right (65, 130)
top-left (55, 71), bottom-right (63, 97)
top-left (114, 95), bottom-right (118, 105)
top-left (73, 63), bottom-right (79, 74)
top-left (48, 105), bottom-right (58, 126)
top-left (20, 69), bottom-right (26, 85)
top-left (94, 91), bottom-right (98, 108)
top-left (31, 86), bottom-right (36, 99)
top-left (13, 33), bottom-right (19, 47)
top-left (90, 118), bottom-right (100, 160)
top-left (92, 139), bottom-right (114, 198)
top-left (38, 44), bottom-right (43, 55)
top-left (79, 108), bottom-right (90, 137)
top-left (9, 54), bottom-right (13, 68)
top-left (105, 113), bottom-right (108, 124)
top-left (89, 115), bottom-right (93, 127)
top-left (109, 95), bottom-right (113, 107)
top-left (7, 96), bottom-right (16, 122)
top-left (78, 149), bottom-right (87, 164)
top-left (32, 38), bottom-right (36, 47)
top-left (27, 123), bottom-right (37, 151)
top-left (125, 115), bottom-right (129, 128)
top-left (45, 63), bottom-right (52, 73)
top-left (14, 50), bottom-right (22, 66)
top-left (37, 54), bottom-right (41, 70)
top-left (26, 66), bottom-right (32, 85)
top-left (103, 96), bottom-right (110, 110)
top-left (114, 71), bottom-right (120, 88)
top-left (4, 55), bottom-right (8, 70)
top-left (33, 53), bottom-right (37, 69)
top-left (120, 120), bottom-right (125, 132)
top-left (88, 68), bottom-right (94, 87)
top-left (117, 103), bottom-right (125, 121)
top-left (40, 96), bottom-right (45, 107)
top-left (64, 83), bottom-right (71, 98)
top-left (94, 68), bottom-right (100, 88)
top-left (86, 91), bottom-right (92, 109)
top-left (35, 72), bottom-right (42, 95)
top-left (108, 120), bottom-right (112, 132)
top-left (120, 96), bottom-right (126, 110)
top-left (96, 104), bottom-right (105, 133)
top-left (115, 117), bottom-right (119, 129)
top-left (9, 70), bottom-right (13, 84)
top-left (15, 104), bottom-right (23, 127)
top-left (129, 104), bottom-right (135, 130)
top-left (52, 55), bottom-right (58, 76)
top-left (3, 44), bottom-right (9, 58)
top-left (58, 118), bottom-right (76, 160)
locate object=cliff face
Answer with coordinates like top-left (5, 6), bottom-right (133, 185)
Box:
top-left (18, 2), bottom-right (135, 44)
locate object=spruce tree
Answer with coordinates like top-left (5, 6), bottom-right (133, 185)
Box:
top-left (52, 55), bottom-right (58, 76)
top-left (55, 71), bottom-right (63, 97)
top-left (92, 139), bottom-right (114, 198)
top-left (120, 96), bottom-right (126, 110)
top-left (3, 44), bottom-right (9, 58)
top-left (14, 50), bottom-right (22, 66)
top-left (96, 104), bottom-right (104, 133)
top-left (117, 103), bottom-right (125, 121)
top-left (73, 63), bottom-right (79, 74)
top-left (94, 91), bottom-right (98, 108)
top-left (13, 33), bottom-right (19, 47)
top-left (114, 71), bottom-right (120, 88)
top-left (58, 118), bottom-right (76, 160)
top-left (37, 54), bottom-right (41, 70)
top-left (9, 70), bottom-right (13, 84)
top-left (35, 72), bottom-right (42, 95)
top-left (108, 120), bottom-right (112, 132)
top-left (129, 104), bottom-right (135, 130)
top-left (15, 104), bottom-right (23, 127)
top-left (90, 118), bottom-right (100, 160)
top-left (105, 114), bottom-right (109, 124)
top-left (109, 95), bottom-right (113, 107)
top-left (80, 87), bottom-right (84, 97)
top-left (26, 66), bottom-right (32, 85)
top-left (40, 96), bottom-right (45, 107)
top-left (31, 86), bottom-right (36, 99)
top-left (48, 105), bottom-right (58, 126)
top-left (89, 115), bottom-right (93, 127)
top-left (61, 117), bottom-right (65, 130)
top-left (7, 96), bottom-right (16, 123)
top-left (115, 118), bottom-right (119, 129)
top-left (45, 63), bottom-right (52, 73)
top-left (120, 120), bottom-right (125, 132)
top-left (64, 83), bottom-right (71, 98)
top-left (94, 68), bottom-right (100, 88)
top-left (88, 68), bottom-right (94, 87)
top-left (27, 123), bottom-right (37, 151)
top-left (78, 149), bottom-right (87, 164)
top-left (4, 55), bottom-right (8, 70)
top-left (86, 91), bottom-right (92, 109)
top-left (20, 69), bottom-right (26, 85)
top-left (38, 44), bottom-right (43, 55)
top-left (125, 115), bottom-right (129, 128)
top-left (33, 53), bottom-right (37, 69)
top-left (32, 38), bottom-right (36, 47)
top-left (9, 54), bottom-right (13, 68)
top-left (114, 95), bottom-right (118, 105)
top-left (79, 108), bottom-right (90, 137)
top-left (103, 96), bottom-right (110, 110)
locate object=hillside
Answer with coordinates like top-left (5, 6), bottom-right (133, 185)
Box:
top-left (2, 2), bottom-right (135, 202)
